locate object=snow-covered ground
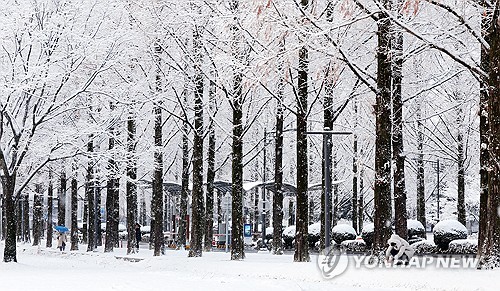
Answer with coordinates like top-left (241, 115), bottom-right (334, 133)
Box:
top-left (0, 241), bottom-right (498, 291)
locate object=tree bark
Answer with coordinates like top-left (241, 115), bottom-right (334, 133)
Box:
top-left (127, 110), bottom-right (138, 255)
top-left (58, 169), bottom-right (66, 226)
top-left (2, 175), bottom-right (17, 262)
top-left (392, 20), bottom-right (407, 240)
top-left (205, 78), bottom-right (216, 252)
top-left (478, 4), bottom-right (491, 254)
top-left (230, 0), bottom-right (245, 261)
top-left (416, 102), bottom-right (426, 232)
top-left (105, 103), bottom-right (120, 253)
top-left (47, 170), bottom-right (54, 248)
top-left (151, 41), bottom-right (164, 256)
top-left (295, 0), bottom-right (310, 262)
top-left (189, 26), bottom-right (205, 258)
top-left (478, 4), bottom-right (500, 269)
top-left (86, 138), bottom-right (96, 252)
top-left (32, 183), bottom-right (43, 246)
top-left (373, 0), bottom-right (393, 255)
top-left (70, 174), bottom-right (79, 251)
top-left (457, 126), bottom-right (466, 226)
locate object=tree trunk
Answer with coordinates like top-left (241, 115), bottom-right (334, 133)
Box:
top-left (189, 26), bottom-right (205, 258)
top-left (392, 12), bottom-right (407, 240)
top-left (273, 50), bottom-right (285, 254)
top-left (58, 169), bottom-right (66, 226)
top-left (22, 194), bottom-right (30, 242)
top-left (151, 41), bottom-right (164, 256)
top-left (457, 128), bottom-right (466, 226)
top-left (333, 152), bottom-right (339, 226)
top-left (32, 183), bottom-right (43, 246)
top-left (105, 103), bottom-right (120, 253)
top-left (352, 100), bottom-right (359, 234)
top-left (86, 138), bottom-right (96, 252)
top-left (358, 166), bottom-right (364, 232)
top-left (178, 118), bottom-right (189, 248)
top-left (295, 0), bottom-right (310, 262)
top-left (478, 3), bottom-right (491, 254)
top-left (2, 175), bottom-right (17, 262)
top-left (205, 78), bottom-right (216, 252)
top-left (373, 0), bottom-right (393, 255)
top-left (47, 170), bottom-right (54, 248)
top-left (70, 174), bottom-right (79, 251)
top-left (478, 4), bottom-right (500, 269)
top-left (127, 110), bottom-right (138, 255)
top-left (230, 0), bottom-right (245, 261)
top-left (416, 102), bottom-right (426, 232)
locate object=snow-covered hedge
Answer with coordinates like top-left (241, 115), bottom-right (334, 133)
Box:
top-left (407, 220), bottom-right (426, 239)
top-left (340, 239), bottom-right (366, 253)
top-left (413, 240), bottom-right (439, 255)
top-left (308, 223), bottom-right (321, 250)
top-left (448, 239), bottom-right (477, 255)
top-left (332, 224), bottom-right (357, 244)
top-left (282, 225), bottom-right (296, 249)
top-left (361, 223), bottom-right (374, 248)
top-left (433, 220), bottom-right (467, 250)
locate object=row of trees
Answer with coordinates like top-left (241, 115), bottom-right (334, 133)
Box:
top-left (0, 0), bottom-right (499, 268)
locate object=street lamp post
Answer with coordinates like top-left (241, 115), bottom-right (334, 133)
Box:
top-left (262, 128), bottom-right (268, 249)
top-left (306, 129), bottom-right (351, 250)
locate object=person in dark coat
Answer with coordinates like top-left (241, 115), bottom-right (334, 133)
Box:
top-left (135, 223), bottom-right (141, 250)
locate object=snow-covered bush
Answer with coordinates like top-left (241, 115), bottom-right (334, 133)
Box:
top-left (433, 220), bottom-right (467, 250)
top-left (413, 240), bottom-right (439, 255)
top-left (340, 239), bottom-right (366, 253)
top-left (282, 225), bottom-right (296, 249)
top-left (408, 237), bottom-right (426, 245)
top-left (407, 220), bottom-right (426, 239)
top-left (332, 224), bottom-right (357, 244)
top-left (308, 223), bottom-right (321, 250)
top-left (448, 239), bottom-right (478, 255)
top-left (361, 223), bottom-right (374, 248)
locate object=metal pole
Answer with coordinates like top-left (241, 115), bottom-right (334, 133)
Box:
top-left (94, 185), bottom-right (98, 250)
top-left (324, 132), bottom-right (332, 250)
top-left (225, 194), bottom-right (229, 253)
top-left (437, 159), bottom-right (440, 222)
top-left (262, 128), bottom-right (267, 249)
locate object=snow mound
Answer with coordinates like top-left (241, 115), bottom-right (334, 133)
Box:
top-left (283, 225), bottom-right (296, 237)
top-left (340, 239), bottom-right (366, 253)
top-left (332, 224), bottom-right (357, 235)
top-left (308, 223), bottom-right (321, 236)
top-left (265, 227), bottom-right (274, 236)
top-left (448, 239), bottom-right (478, 255)
top-left (413, 240), bottom-right (438, 255)
top-left (433, 220), bottom-right (467, 236)
top-left (407, 219), bottom-right (426, 239)
top-left (362, 223), bottom-right (374, 234)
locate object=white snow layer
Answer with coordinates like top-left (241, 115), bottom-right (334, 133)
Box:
top-left (0, 241), bottom-right (499, 291)
top-left (333, 224), bottom-right (357, 235)
top-left (433, 220), bottom-right (467, 235)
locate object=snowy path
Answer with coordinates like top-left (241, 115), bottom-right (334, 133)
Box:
top-left (0, 242), bottom-right (498, 291)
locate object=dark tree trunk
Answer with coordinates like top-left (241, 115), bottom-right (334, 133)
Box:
top-left (70, 175), bottom-right (79, 251)
top-left (58, 170), bottom-right (66, 226)
top-left (478, 4), bottom-right (500, 269)
top-left (321, 5), bottom-right (335, 247)
top-left (105, 104), bottom-right (120, 253)
top-left (273, 50), bottom-right (285, 254)
top-left (204, 79), bottom-right (216, 252)
top-left (83, 175), bottom-right (88, 244)
top-left (373, 0), bottom-right (393, 255)
top-left (478, 6), bottom-right (491, 254)
top-left (457, 128), bottom-right (466, 226)
top-left (333, 152), bottom-right (339, 226)
top-left (22, 194), bottom-right (30, 242)
top-left (230, 0), bottom-right (245, 261)
top-left (288, 200), bottom-right (294, 226)
top-left (47, 170), bottom-right (54, 248)
top-left (392, 13), bottom-right (407, 240)
top-left (178, 119), bottom-right (189, 248)
top-left (295, 0), bottom-right (310, 261)
top-left (189, 27), bottom-right (205, 258)
top-left (358, 167), bottom-right (364, 231)
top-left (86, 138), bottom-right (96, 252)
top-left (352, 100), bottom-right (359, 234)
top-left (32, 183), bottom-right (43, 246)
top-left (127, 111), bottom-right (138, 255)
top-left (2, 175), bottom-right (17, 262)
top-left (96, 186), bottom-right (102, 247)
top-left (152, 41), bottom-right (164, 256)
top-left (416, 102), bottom-right (426, 232)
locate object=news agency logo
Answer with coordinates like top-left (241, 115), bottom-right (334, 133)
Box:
top-left (316, 248), bottom-right (349, 280)
top-left (316, 251), bottom-right (479, 280)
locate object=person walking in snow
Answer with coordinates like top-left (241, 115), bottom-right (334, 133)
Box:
top-left (135, 223), bottom-right (142, 250)
top-left (57, 231), bottom-right (67, 251)
top-left (385, 234), bottom-right (415, 265)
